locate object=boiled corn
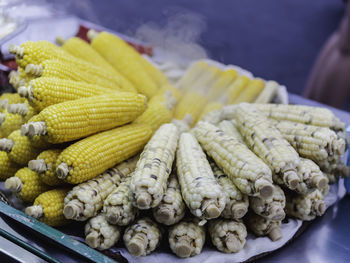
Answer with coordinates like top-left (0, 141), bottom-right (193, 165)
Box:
top-left (0, 151), bottom-right (21, 180)
top-left (246, 212), bottom-right (282, 241)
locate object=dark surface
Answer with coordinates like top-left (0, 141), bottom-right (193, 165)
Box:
top-left (52, 0), bottom-right (345, 95)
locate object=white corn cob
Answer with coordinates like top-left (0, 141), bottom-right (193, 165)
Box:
top-left (152, 173), bottom-right (186, 225)
top-left (209, 219), bottom-right (247, 253)
top-left (103, 175), bottom-right (137, 226)
top-left (85, 214), bottom-right (121, 250)
top-left (193, 121), bottom-right (274, 198)
top-left (63, 156), bottom-right (138, 221)
top-left (202, 104), bottom-right (237, 125)
top-left (210, 160), bottom-right (248, 219)
top-left (246, 213), bottom-right (282, 241)
top-left (168, 219), bottom-right (205, 258)
top-left (295, 158), bottom-right (329, 194)
top-left (254, 103), bottom-right (345, 131)
top-left (249, 184), bottom-right (286, 221)
top-left (123, 217), bottom-right (162, 257)
top-left (285, 189), bottom-right (326, 221)
top-left (218, 120), bottom-right (243, 142)
top-left (235, 104), bottom-right (301, 190)
top-left (254, 81), bottom-right (279, 103)
top-left (176, 132), bottom-right (226, 219)
top-left (130, 123), bottom-right (179, 209)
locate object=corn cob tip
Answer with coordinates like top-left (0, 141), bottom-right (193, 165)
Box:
top-left (56, 163), bottom-right (69, 179)
top-left (21, 124), bottom-right (29, 136)
top-left (18, 86), bottom-right (33, 101)
top-left (174, 236), bottom-right (193, 258)
top-left (28, 122), bottom-right (47, 137)
top-left (312, 175), bottom-right (328, 189)
top-left (0, 138), bottom-right (14, 152)
top-left (232, 203), bottom-right (248, 219)
top-left (63, 199), bottom-right (84, 219)
top-left (25, 64), bottom-right (43, 76)
top-left (128, 233), bottom-right (147, 257)
top-left (55, 36), bottom-right (65, 45)
top-left (7, 103), bottom-right (29, 116)
top-left (155, 207), bottom-right (175, 222)
top-left (283, 170), bottom-right (300, 190)
top-left (0, 99), bottom-right (8, 109)
top-left (315, 200), bottom-right (326, 216)
top-left (25, 204), bottom-right (43, 219)
top-left (0, 113), bottom-right (6, 125)
top-left (5, 177), bottom-right (22, 192)
top-left (269, 227), bottom-right (282, 241)
top-left (105, 206), bottom-right (125, 225)
top-left (225, 233), bottom-right (242, 252)
top-left (269, 205), bottom-right (286, 221)
top-left (205, 203), bottom-right (221, 219)
top-left (136, 192), bottom-right (152, 210)
top-left (87, 29), bottom-right (99, 41)
top-left (28, 159), bottom-right (47, 173)
top-left (85, 232), bottom-right (100, 249)
top-left (255, 178), bottom-right (274, 199)
top-left (9, 44), bottom-right (24, 57)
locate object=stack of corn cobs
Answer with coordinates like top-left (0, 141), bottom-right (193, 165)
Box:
top-left (0, 29), bottom-right (348, 258)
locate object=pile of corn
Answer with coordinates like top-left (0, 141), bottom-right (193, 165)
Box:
top-left (0, 31), bottom-right (348, 259)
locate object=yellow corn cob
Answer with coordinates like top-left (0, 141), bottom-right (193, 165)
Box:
top-left (233, 78), bottom-right (265, 103)
top-left (246, 212), bottom-right (282, 241)
top-left (0, 112), bottom-right (23, 137)
top-left (103, 175), bottom-right (138, 226)
top-left (193, 121), bottom-right (274, 198)
top-left (218, 120), bottom-right (243, 142)
top-left (235, 104), bottom-right (301, 190)
top-left (198, 102), bottom-right (224, 121)
top-left (227, 75), bottom-right (250, 104)
top-left (0, 130), bottom-right (41, 165)
top-left (209, 219), bottom-right (247, 253)
top-left (171, 117), bottom-right (191, 134)
top-left (272, 120), bottom-right (346, 165)
top-left (64, 155), bottom-right (138, 221)
top-left (208, 68), bottom-right (238, 99)
top-left (189, 65), bottom-right (221, 94)
top-left (85, 213), bottom-right (121, 250)
top-left (255, 103), bottom-right (345, 131)
top-left (6, 100), bottom-right (37, 122)
top-left (176, 132), bottom-right (226, 219)
top-left (174, 91), bottom-right (208, 126)
top-left (254, 80), bottom-right (279, 103)
top-left (18, 77), bottom-right (121, 111)
top-left (56, 123), bottom-right (152, 184)
top-left (5, 168), bottom-right (50, 202)
top-left (140, 56), bottom-right (169, 87)
top-left (28, 149), bottom-right (64, 186)
top-left (285, 189), bottom-right (326, 221)
top-left (0, 93), bottom-right (25, 109)
top-left (0, 151), bottom-right (21, 180)
top-left (130, 123), bottom-right (179, 209)
top-left (249, 185), bottom-right (286, 221)
top-left (88, 31), bottom-right (158, 98)
top-left (24, 93), bottom-right (146, 143)
top-left (123, 217), bottom-right (162, 256)
top-left (175, 61), bottom-right (208, 90)
top-left (25, 60), bottom-right (136, 93)
top-left (25, 188), bottom-right (70, 226)
top-left (58, 37), bottom-right (117, 74)
top-left (295, 158), bottom-right (329, 194)
top-left (152, 173), bottom-right (186, 226)
top-left (21, 115), bottom-right (51, 149)
top-left (169, 219), bottom-right (205, 258)
top-left (210, 160), bottom-right (249, 219)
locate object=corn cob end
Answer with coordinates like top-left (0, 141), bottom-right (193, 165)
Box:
top-left (312, 175), bottom-right (328, 189)
top-left (9, 44), bottom-right (24, 57)
top-left (232, 203), bottom-right (248, 219)
top-left (315, 200), bottom-right (326, 216)
top-left (205, 202), bottom-right (221, 219)
top-left (269, 227), bottom-right (282, 241)
top-left (18, 86), bottom-right (34, 101)
top-left (25, 64), bottom-right (43, 76)
top-left (0, 138), bottom-right (14, 152)
top-left (333, 139), bottom-right (346, 155)
top-left (135, 192), bottom-right (152, 210)
top-left (105, 206), bottom-right (127, 225)
top-left (225, 233), bottom-right (242, 252)
top-left (28, 159), bottom-right (47, 173)
top-left (283, 170), bottom-right (300, 190)
top-left (85, 232), bottom-right (100, 249)
top-left (0, 99), bottom-right (9, 110)
top-left (25, 204), bottom-right (43, 219)
top-left (154, 207), bottom-right (175, 223)
top-left (127, 233), bottom-right (148, 257)
top-left (5, 177), bottom-right (22, 192)
top-left (7, 103), bottom-right (29, 116)
top-left (174, 236), bottom-right (193, 258)
top-left (269, 205), bottom-right (286, 221)
top-left (21, 124), bottom-right (29, 136)
top-left (28, 122), bottom-right (47, 137)
top-left (255, 178), bottom-right (274, 199)
top-left (63, 199), bottom-right (84, 219)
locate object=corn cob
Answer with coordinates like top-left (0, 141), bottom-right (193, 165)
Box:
top-left (254, 103), bottom-right (345, 131)
top-left (25, 60), bottom-right (136, 93)
top-left (218, 120), bottom-right (243, 142)
top-left (6, 100), bottom-right (37, 122)
top-left (0, 130), bottom-right (41, 165)
top-left (190, 65), bottom-right (221, 94)
top-left (5, 168), bottom-right (50, 202)
top-left (272, 120), bottom-right (346, 165)
top-left (295, 158), bottom-right (329, 194)
top-left (25, 188), bottom-right (70, 226)
top-left (210, 160), bottom-right (248, 219)
top-left (123, 217), bottom-right (162, 256)
top-left (21, 115), bottom-right (51, 149)
top-left (176, 132), bottom-right (225, 219)
top-left (198, 102), bottom-right (224, 121)
top-left (56, 123), bottom-right (152, 184)
top-left (193, 121), bottom-right (274, 198)
top-left (234, 78), bottom-right (265, 103)
top-left (0, 112), bottom-right (24, 137)
top-left (169, 219), bottom-right (205, 258)
top-left (140, 55), bottom-right (169, 87)
top-left (0, 151), bottom-right (21, 180)
top-left (28, 149), bottom-right (64, 186)
top-left (235, 104), bottom-right (301, 190)
top-left (175, 61), bottom-right (207, 90)
top-left (24, 93), bottom-right (146, 144)
top-left (63, 155), bottom-right (138, 221)
top-left (85, 214), bottom-right (121, 250)
top-left (249, 184), bottom-right (286, 221)
top-left (57, 37), bottom-right (117, 74)
top-left (103, 175), bottom-right (138, 226)
top-left (254, 80), bottom-right (279, 103)
top-left (152, 173), bottom-right (185, 225)
top-left (285, 189), bottom-right (326, 221)
top-left (0, 93), bottom-right (25, 109)
top-left (18, 77), bottom-right (121, 111)
top-left (227, 75), bottom-right (250, 104)
top-left (209, 219), bottom-right (247, 253)
top-left (8, 71), bottom-right (22, 90)
top-left (246, 212), bottom-right (282, 241)
top-left (88, 31), bottom-right (158, 98)
top-left (208, 68), bottom-right (238, 99)
top-left (130, 123), bottom-right (179, 209)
